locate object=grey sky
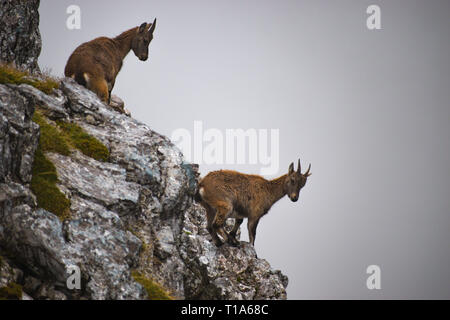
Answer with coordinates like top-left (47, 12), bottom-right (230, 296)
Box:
top-left (39, 0), bottom-right (450, 299)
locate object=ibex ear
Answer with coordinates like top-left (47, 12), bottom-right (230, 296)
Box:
top-left (138, 22), bottom-right (147, 33)
top-left (288, 162), bottom-right (294, 175)
top-left (148, 18), bottom-right (157, 34)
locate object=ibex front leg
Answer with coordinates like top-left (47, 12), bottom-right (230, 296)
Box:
top-left (248, 217), bottom-right (261, 246)
top-left (228, 218), bottom-right (243, 247)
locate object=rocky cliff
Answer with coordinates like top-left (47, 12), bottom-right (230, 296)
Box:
top-left (0, 0), bottom-right (288, 300)
top-left (0, 0), bottom-right (41, 73)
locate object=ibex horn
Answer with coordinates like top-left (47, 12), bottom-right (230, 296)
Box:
top-left (149, 18), bottom-right (157, 33)
top-left (297, 159), bottom-right (301, 174)
top-left (304, 164), bottom-right (311, 177)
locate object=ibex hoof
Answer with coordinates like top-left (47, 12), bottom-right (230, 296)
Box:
top-left (213, 240), bottom-right (224, 247)
top-left (227, 237), bottom-right (240, 247)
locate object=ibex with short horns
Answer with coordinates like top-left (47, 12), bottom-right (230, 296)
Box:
top-left (65, 19), bottom-right (157, 104)
top-left (196, 159), bottom-right (311, 247)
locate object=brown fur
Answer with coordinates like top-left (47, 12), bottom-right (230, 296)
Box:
top-left (64, 20), bottom-right (156, 104)
top-left (197, 160), bottom-right (311, 247)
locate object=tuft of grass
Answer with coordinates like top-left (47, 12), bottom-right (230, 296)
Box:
top-left (0, 64), bottom-right (59, 94)
top-left (0, 283), bottom-right (23, 300)
top-left (131, 271), bottom-right (173, 300)
top-left (57, 121), bottom-right (109, 162)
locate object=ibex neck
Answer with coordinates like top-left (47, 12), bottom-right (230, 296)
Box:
top-left (268, 174), bottom-right (287, 205)
top-left (113, 27), bottom-right (137, 60)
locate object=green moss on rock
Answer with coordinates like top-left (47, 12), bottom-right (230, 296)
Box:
top-left (0, 283), bottom-right (23, 300)
top-left (0, 64), bottom-right (59, 95)
top-left (32, 111), bottom-right (70, 156)
top-left (31, 111), bottom-right (71, 220)
top-left (31, 146), bottom-right (57, 183)
top-left (30, 145), bottom-right (71, 221)
top-left (33, 109), bottom-right (110, 162)
top-left (131, 271), bottom-right (173, 300)
top-left (29, 112), bottom-right (109, 220)
top-left (57, 121), bottom-right (110, 162)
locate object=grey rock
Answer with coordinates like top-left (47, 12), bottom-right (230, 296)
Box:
top-left (34, 283), bottom-right (67, 300)
top-left (0, 203), bottom-right (145, 299)
top-left (0, 182), bottom-right (34, 208)
top-left (59, 78), bottom-right (103, 116)
top-left (13, 84), bottom-right (69, 119)
top-left (47, 151), bottom-right (141, 216)
top-left (110, 94), bottom-right (130, 116)
top-left (179, 204), bottom-right (287, 299)
top-left (0, 84), bottom-right (39, 185)
top-left (0, 84), bottom-right (146, 300)
top-left (21, 292), bottom-right (34, 300)
top-left (63, 217), bottom-right (144, 299)
top-left (0, 0), bottom-right (41, 73)
top-left (22, 275), bottom-right (41, 296)
top-left (0, 255), bottom-right (23, 288)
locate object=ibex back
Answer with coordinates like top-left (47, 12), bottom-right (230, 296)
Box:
top-left (196, 159), bottom-right (311, 247)
top-left (64, 19), bottom-right (156, 104)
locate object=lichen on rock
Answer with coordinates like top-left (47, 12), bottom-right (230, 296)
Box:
top-left (0, 0), bottom-right (41, 73)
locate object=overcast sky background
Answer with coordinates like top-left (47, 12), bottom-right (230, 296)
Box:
top-left (39, 0), bottom-right (450, 299)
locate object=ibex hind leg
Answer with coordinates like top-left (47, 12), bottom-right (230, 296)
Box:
top-left (107, 80), bottom-right (115, 105)
top-left (85, 74), bottom-right (109, 103)
top-left (204, 204), bottom-right (224, 247)
top-left (212, 201), bottom-right (233, 246)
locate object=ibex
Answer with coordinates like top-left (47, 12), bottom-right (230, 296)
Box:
top-left (196, 160), bottom-right (311, 247)
top-left (64, 19), bottom-right (156, 104)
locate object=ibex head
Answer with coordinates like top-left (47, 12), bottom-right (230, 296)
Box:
top-left (285, 159), bottom-right (311, 202)
top-left (132, 18), bottom-right (157, 61)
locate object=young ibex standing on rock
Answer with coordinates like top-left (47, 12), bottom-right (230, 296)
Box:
top-left (196, 160), bottom-right (311, 247)
top-left (64, 19), bottom-right (156, 104)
